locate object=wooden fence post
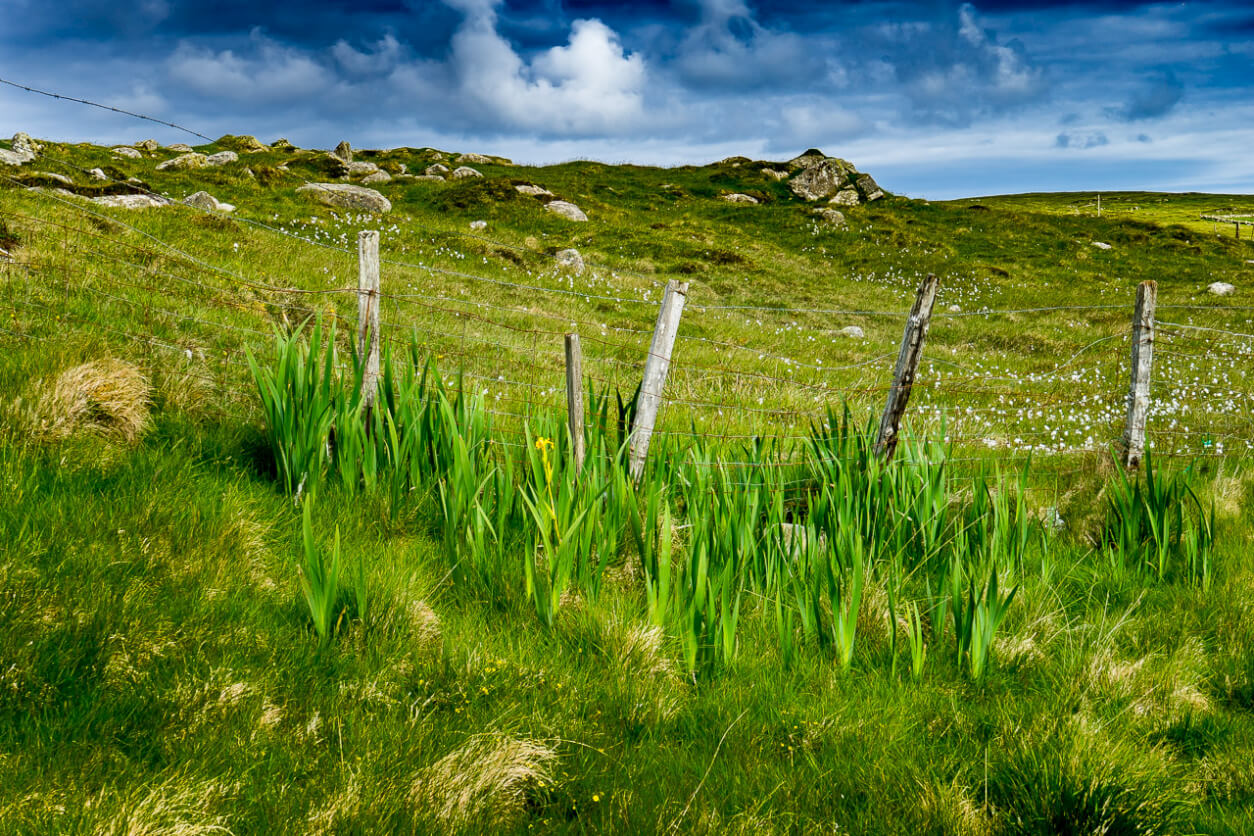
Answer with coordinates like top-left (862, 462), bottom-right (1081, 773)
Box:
top-left (629, 279), bottom-right (689, 480)
top-left (875, 273), bottom-right (940, 461)
top-left (1122, 280), bottom-right (1157, 468)
top-left (357, 230), bottom-right (381, 411)
top-left (565, 333), bottom-right (586, 473)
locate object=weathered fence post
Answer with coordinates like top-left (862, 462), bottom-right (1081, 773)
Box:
top-left (875, 273), bottom-right (940, 461)
top-left (1122, 280), bottom-right (1157, 468)
top-left (565, 333), bottom-right (586, 473)
top-left (357, 230), bottom-right (381, 411)
top-left (629, 279), bottom-right (689, 481)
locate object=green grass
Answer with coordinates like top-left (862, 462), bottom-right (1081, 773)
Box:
top-left (1, 135), bottom-right (1253, 833)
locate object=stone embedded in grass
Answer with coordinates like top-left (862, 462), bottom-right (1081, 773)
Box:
top-left (135, 139), bottom-right (161, 151)
top-left (346, 161), bottom-right (380, 178)
top-left (91, 194), bottom-right (171, 208)
top-left (157, 153), bottom-right (208, 171)
top-left (34, 172), bottom-right (72, 186)
top-left (296, 183), bottom-right (392, 213)
top-left (830, 188), bottom-right (860, 207)
top-left (515, 184), bottom-right (553, 197)
top-left (814, 208), bottom-right (846, 226)
top-left (425, 163), bottom-right (451, 177)
top-left (166, 143), bottom-right (194, 153)
top-left (555, 248), bottom-right (584, 273)
top-left (723, 193), bottom-right (759, 204)
top-left (1, 132), bottom-right (39, 165)
top-left (361, 170), bottom-right (392, 185)
top-left (457, 151), bottom-right (511, 165)
top-left (411, 174), bottom-right (445, 182)
top-left (205, 150), bottom-right (238, 167)
top-left (184, 191), bottom-right (235, 212)
top-left (111, 146), bottom-right (142, 159)
top-left (469, 220), bottom-right (487, 230)
top-left (1092, 241), bottom-right (1112, 250)
top-left (545, 200), bottom-right (587, 221)
top-left (451, 166), bottom-right (482, 179)
top-left (1208, 281), bottom-right (1235, 296)
top-left (839, 325), bottom-right (865, 338)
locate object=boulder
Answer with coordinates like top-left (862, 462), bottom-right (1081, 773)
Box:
top-left (1208, 282), bottom-right (1236, 297)
top-left (814, 208), bottom-right (846, 226)
top-left (184, 191), bottom-right (235, 212)
top-left (346, 161), bottom-right (380, 177)
top-left (205, 150), bottom-right (238, 166)
top-left (135, 139), bottom-right (160, 151)
top-left (271, 138), bottom-right (296, 151)
top-left (855, 173), bottom-right (885, 201)
top-left (296, 183), bottom-right (391, 213)
top-left (166, 143), bottom-right (194, 153)
top-left (762, 168), bottom-right (789, 180)
top-left (545, 200), bottom-right (588, 222)
top-left (34, 172), bottom-right (73, 185)
top-left (451, 166), bottom-right (482, 179)
top-left (411, 174), bottom-right (445, 182)
top-left (13, 132), bottom-right (41, 155)
top-left (425, 163), bottom-right (450, 177)
top-left (555, 248), bottom-right (584, 274)
top-left (232, 134), bottom-right (269, 153)
top-left (469, 220), bottom-right (487, 230)
top-left (515, 184), bottom-right (553, 197)
top-left (457, 152), bottom-right (511, 165)
top-left (361, 170), bottom-right (392, 185)
top-left (722, 193), bottom-right (759, 204)
top-left (789, 157), bottom-right (857, 201)
top-left (839, 325), bottom-right (865, 339)
top-left (331, 141), bottom-right (353, 163)
top-left (111, 146), bottom-right (143, 159)
top-left (948, 304), bottom-right (962, 313)
top-left (0, 149), bottom-right (31, 166)
top-left (1092, 241), bottom-right (1112, 251)
top-left (157, 153), bottom-right (208, 171)
top-left (787, 149), bottom-right (828, 169)
top-left (91, 194), bottom-right (170, 209)
top-left (829, 188), bottom-right (860, 207)
top-left (88, 168), bottom-right (107, 181)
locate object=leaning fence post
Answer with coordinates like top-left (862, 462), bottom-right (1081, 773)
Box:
top-left (565, 333), bottom-right (586, 473)
top-left (875, 273), bottom-right (940, 461)
top-left (357, 230), bottom-right (381, 411)
top-left (1122, 280), bottom-right (1157, 468)
top-left (629, 279), bottom-right (689, 481)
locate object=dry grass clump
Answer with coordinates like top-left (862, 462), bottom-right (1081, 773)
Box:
top-left (25, 358), bottom-right (151, 444)
top-left (410, 733), bottom-right (557, 830)
top-left (407, 600), bottom-right (443, 652)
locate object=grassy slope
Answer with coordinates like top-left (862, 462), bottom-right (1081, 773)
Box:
top-left (1, 137), bottom-right (1253, 834)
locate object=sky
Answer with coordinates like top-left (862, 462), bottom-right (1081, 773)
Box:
top-left (0, 0), bottom-right (1251, 199)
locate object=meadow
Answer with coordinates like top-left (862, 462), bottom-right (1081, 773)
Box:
top-left (0, 133), bottom-right (1253, 834)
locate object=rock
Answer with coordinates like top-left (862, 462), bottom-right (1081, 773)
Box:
top-left (457, 152), bottom-right (510, 165)
top-left (1092, 241), bottom-right (1112, 250)
top-left (545, 200), bottom-right (588, 222)
top-left (515, 184), bottom-right (553, 198)
top-left (839, 325), bottom-right (865, 338)
top-left (1208, 281), bottom-right (1235, 296)
top-left (829, 188), bottom-right (860, 207)
top-left (296, 183), bottom-right (391, 213)
top-left (156, 153), bottom-right (208, 171)
top-left (398, 163), bottom-right (408, 174)
top-left (762, 168), bottom-right (788, 180)
top-left (719, 156), bottom-right (750, 167)
top-left (814, 208), bottom-right (846, 226)
top-left (0, 149), bottom-right (31, 166)
top-left (88, 168), bottom-right (107, 181)
top-left (13, 132), bottom-right (41, 156)
top-left (205, 150), bottom-right (238, 166)
top-left (231, 134), bottom-right (269, 153)
top-left (469, 220), bottom-right (487, 231)
top-left (855, 173), bottom-right (885, 201)
top-left (126, 177), bottom-right (143, 185)
top-left (91, 194), bottom-right (170, 209)
top-left (135, 139), bottom-right (160, 152)
top-left (361, 170), bottom-right (392, 185)
top-left (271, 138), bottom-right (296, 151)
top-left (451, 166), bottom-right (482, 179)
top-left (789, 157), bottom-right (857, 201)
top-left (34, 172), bottom-right (73, 185)
top-left (1044, 507), bottom-right (1065, 532)
top-left (346, 161), bottom-right (380, 177)
top-left (425, 163), bottom-right (450, 177)
top-left (722, 193), bottom-right (759, 204)
top-left (555, 248), bottom-right (584, 274)
top-left (410, 174), bottom-right (445, 182)
top-left (183, 191), bottom-right (235, 212)
top-left (111, 146), bottom-right (143, 159)
top-left (166, 143), bottom-right (194, 153)
top-left (948, 304), bottom-right (962, 313)
top-left (788, 148), bottom-right (828, 169)
top-left (331, 141), bottom-right (353, 163)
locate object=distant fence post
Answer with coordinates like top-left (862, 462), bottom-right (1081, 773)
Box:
top-left (1122, 280), bottom-right (1157, 468)
top-left (875, 273), bottom-right (940, 461)
top-left (565, 333), bottom-right (586, 474)
top-left (629, 279), bottom-right (689, 481)
top-left (357, 230), bottom-right (381, 411)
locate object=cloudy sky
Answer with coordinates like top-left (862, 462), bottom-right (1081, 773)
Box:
top-left (1, 0), bottom-right (1251, 198)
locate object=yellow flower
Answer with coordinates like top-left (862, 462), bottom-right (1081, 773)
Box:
top-left (592, 794), bottom-right (601, 803)
top-left (535, 436), bottom-right (555, 452)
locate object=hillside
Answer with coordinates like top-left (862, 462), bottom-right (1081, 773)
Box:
top-left (1, 132), bottom-right (1254, 834)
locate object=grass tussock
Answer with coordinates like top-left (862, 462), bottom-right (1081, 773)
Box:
top-left (23, 358), bottom-right (150, 445)
top-left (410, 733), bottom-right (557, 830)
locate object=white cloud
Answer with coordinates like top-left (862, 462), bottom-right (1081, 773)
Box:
top-left (166, 30), bottom-right (337, 104)
top-left (332, 34), bottom-right (403, 77)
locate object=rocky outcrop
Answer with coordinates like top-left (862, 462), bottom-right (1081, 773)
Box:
top-left (271, 138), bottom-right (296, 151)
top-left (331, 141), bottom-right (353, 163)
top-left (788, 157), bottom-right (857, 201)
top-left (456, 152), bottom-right (511, 165)
top-left (135, 139), bottom-right (161, 151)
top-left (722, 193), bottom-right (759, 204)
top-left (855, 173), bottom-right (885, 202)
top-left (91, 194), bottom-right (171, 209)
top-left (205, 150), bottom-right (238, 166)
top-left (184, 191), bottom-right (235, 212)
top-left (762, 168), bottom-right (788, 181)
top-left (515, 184), bottom-right (553, 198)
top-left (545, 201), bottom-right (588, 222)
top-left (425, 163), bottom-right (450, 177)
top-left (156, 153), bottom-right (208, 171)
top-left (829, 189), bottom-right (860, 207)
top-left (451, 166), bottom-right (482, 179)
top-left (361, 170), bottom-right (392, 185)
top-left (296, 183), bottom-right (391, 213)
top-left (1, 132), bottom-right (39, 165)
top-left (346, 161), bottom-right (380, 178)
top-left (788, 149), bottom-right (828, 169)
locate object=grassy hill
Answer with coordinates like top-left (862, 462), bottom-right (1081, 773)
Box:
top-left (1, 134), bottom-right (1253, 834)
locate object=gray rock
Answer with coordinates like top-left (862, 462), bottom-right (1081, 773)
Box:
top-left (789, 157), bottom-right (857, 201)
top-left (457, 152), bottom-right (510, 165)
top-left (271, 138), bottom-right (296, 151)
top-left (0, 149), bottom-right (31, 166)
top-left (1092, 241), bottom-right (1112, 251)
top-left (296, 183), bottom-right (391, 213)
top-left (34, 172), bottom-right (73, 185)
top-left (398, 163), bottom-right (408, 174)
top-left (787, 149), bottom-right (827, 169)
top-left (839, 325), bottom-right (865, 338)
top-left (1044, 507), bottom-right (1066, 532)
top-left (88, 168), bottom-right (107, 181)
top-left (156, 153), bottom-right (208, 171)
top-left (829, 188), bottom-right (860, 207)
top-left (814, 208), bottom-right (846, 226)
top-left (346, 161), bottom-right (380, 177)
top-left (13, 132), bottom-right (40, 156)
top-left (761, 168), bottom-right (789, 180)
top-left (91, 194), bottom-right (170, 209)
top-left (331, 141), bottom-right (353, 163)
top-left (111, 147), bottom-right (143, 159)
top-left (555, 248), bottom-right (584, 274)
top-left (948, 304), bottom-right (962, 313)
top-left (545, 200), bottom-right (588, 222)
top-left (722, 193), bottom-right (759, 204)
top-left (166, 143), bottom-right (194, 153)
top-left (135, 139), bottom-right (160, 152)
top-left (230, 135), bottom-right (269, 153)
top-left (425, 163), bottom-right (450, 177)
top-left (855, 173), bottom-right (885, 201)
top-left (451, 166), bottom-right (482, 179)
top-left (184, 191), bottom-right (235, 212)
top-left (515, 184), bottom-right (553, 197)
top-left (1208, 281), bottom-right (1235, 296)
top-left (205, 150), bottom-right (238, 166)
top-left (411, 174), bottom-right (446, 182)
top-left (469, 220), bottom-right (487, 230)
top-left (361, 170), bottom-right (392, 185)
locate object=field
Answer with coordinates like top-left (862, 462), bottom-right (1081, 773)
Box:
top-left (1, 134), bottom-right (1254, 834)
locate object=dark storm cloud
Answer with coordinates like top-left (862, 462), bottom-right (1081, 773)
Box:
top-left (1117, 70), bottom-right (1185, 121)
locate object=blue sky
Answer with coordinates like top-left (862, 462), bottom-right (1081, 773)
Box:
top-left (1, 0), bottom-right (1251, 198)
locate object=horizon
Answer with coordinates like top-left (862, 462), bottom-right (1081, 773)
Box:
top-left (2, 0), bottom-right (1252, 201)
